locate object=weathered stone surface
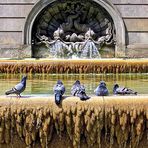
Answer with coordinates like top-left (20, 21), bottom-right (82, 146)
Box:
top-left (128, 33), bottom-right (148, 44)
top-left (0, 48), bottom-right (19, 58)
top-left (0, 45), bottom-right (31, 58)
top-left (0, 18), bottom-right (25, 31)
top-left (124, 19), bottom-right (148, 31)
top-left (116, 5), bottom-right (148, 17)
top-left (126, 45), bottom-right (148, 58)
top-left (18, 45), bottom-right (32, 58)
top-left (111, 0), bottom-right (148, 4)
top-left (127, 44), bottom-right (148, 49)
top-left (126, 42), bottom-right (148, 58)
top-left (0, 0), bottom-right (37, 3)
top-left (0, 32), bottom-right (23, 44)
top-left (0, 5), bottom-right (33, 17)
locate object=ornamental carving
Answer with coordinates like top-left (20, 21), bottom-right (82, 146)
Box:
top-left (32, 0), bottom-right (116, 58)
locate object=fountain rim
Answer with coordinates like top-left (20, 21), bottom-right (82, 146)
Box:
top-left (0, 58), bottom-right (148, 62)
top-left (1, 95), bottom-right (148, 104)
top-left (0, 58), bottom-right (147, 74)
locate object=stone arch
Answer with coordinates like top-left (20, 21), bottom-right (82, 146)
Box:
top-left (24, 0), bottom-right (125, 57)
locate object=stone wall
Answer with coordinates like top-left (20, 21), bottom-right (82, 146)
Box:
top-left (0, 0), bottom-right (148, 58)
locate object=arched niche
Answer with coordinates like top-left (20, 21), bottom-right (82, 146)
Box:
top-left (24, 0), bottom-right (125, 58)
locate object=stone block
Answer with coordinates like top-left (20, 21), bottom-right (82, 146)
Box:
top-left (0, 32), bottom-right (23, 44)
top-left (126, 44), bottom-right (148, 58)
top-left (128, 33), bottom-right (148, 44)
top-left (127, 44), bottom-right (148, 49)
top-left (0, 45), bottom-right (31, 58)
top-left (0, 0), bottom-right (37, 3)
top-left (0, 47), bottom-right (18, 58)
top-left (124, 19), bottom-right (148, 31)
top-left (115, 5), bottom-right (148, 17)
top-left (111, 0), bottom-right (148, 4)
top-left (0, 5), bottom-right (33, 17)
top-left (0, 18), bottom-right (25, 31)
top-left (18, 45), bottom-right (32, 58)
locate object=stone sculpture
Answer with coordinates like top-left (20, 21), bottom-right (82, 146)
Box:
top-left (34, 1), bottom-right (116, 58)
top-left (36, 27), bottom-right (114, 58)
top-left (80, 28), bottom-right (101, 58)
top-left (37, 28), bottom-right (72, 58)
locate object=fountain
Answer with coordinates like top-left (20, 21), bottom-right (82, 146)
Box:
top-left (30, 0), bottom-right (117, 58)
top-left (0, 0), bottom-right (148, 148)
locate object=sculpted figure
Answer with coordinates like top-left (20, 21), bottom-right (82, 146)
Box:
top-left (78, 28), bottom-right (101, 58)
top-left (36, 33), bottom-right (50, 47)
top-left (98, 21), bottom-right (115, 45)
top-left (36, 28), bottom-right (72, 58)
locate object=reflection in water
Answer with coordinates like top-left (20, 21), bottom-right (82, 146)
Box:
top-left (0, 74), bottom-right (147, 95)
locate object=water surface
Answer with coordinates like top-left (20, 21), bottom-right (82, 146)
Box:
top-left (0, 74), bottom-right (147, 96)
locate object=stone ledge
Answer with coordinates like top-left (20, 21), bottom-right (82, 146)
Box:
top-left (126, 44), bottom-right (148, 58)
top-left (127, 44), bottom-right (148, 49)
top-left (0, 95), bottom-right (147, 105)
top-left (0, 58), bottom-right (147, 73)
top-left (124, 19), bottom-right (148, 32)
top-left (0, 0), bottom-right (36, 4)
top-left (0, 45), bottom-right (31, 59)
top-left (0, 95), bottom-right (148, 148)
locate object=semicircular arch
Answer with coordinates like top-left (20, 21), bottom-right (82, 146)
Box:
top-left (24, 0), bottom-right (125, 57)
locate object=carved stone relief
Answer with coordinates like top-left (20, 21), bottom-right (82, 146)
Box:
top-left (32, 0), bottom-right (116, 58)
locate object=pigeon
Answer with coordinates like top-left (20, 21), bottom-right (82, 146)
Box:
top-left (94, 81), bottom-right (109, 96)
top-left (53, 80), bottom-right (65, 105)
top-left (5, 76), bottom-right (27, 97)
top-left (113, 84), bottom-right (137, 95)
top-left (71, 80), bottom-right (90, 101)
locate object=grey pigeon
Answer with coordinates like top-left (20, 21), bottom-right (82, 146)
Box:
top-left (71, 80), bottom-right (90, 100)
top-left (113, 84), bottom-right (137, 95)
top-left (5, 76), bottom-right (27, 97)
top-left (53, 80), bottom-right (65, 105)
top-left (94, 81), bottom-right (109, 96)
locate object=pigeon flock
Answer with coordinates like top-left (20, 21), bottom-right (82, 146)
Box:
top-left (5, 76), bottom-right (137, 105)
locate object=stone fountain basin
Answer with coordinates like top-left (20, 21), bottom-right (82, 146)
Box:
top-left (0, 58), bottom-right (147, 147)
top-left (1, 95), bottom-right (148, 106)
top-left (0, 96), bottom-right (148, 147)
top-left (0, 58), bottom-right (147, 73)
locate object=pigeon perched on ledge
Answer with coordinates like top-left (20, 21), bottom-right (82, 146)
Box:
top-left (94, 81), bottom-right (109, 96)
top-left (71, 80), bottom-right (90, 101)
top-left (5, 76), bottom-right (27, 97)
top-left (113, 84), bottom-right (137, 95)
top-left (53, 80), bottom-right (65, 105)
